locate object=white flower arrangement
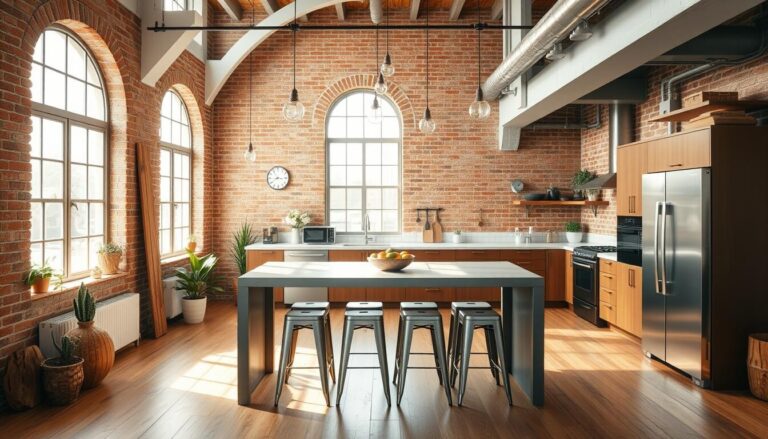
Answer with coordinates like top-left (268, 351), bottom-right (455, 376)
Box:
top-left (284, 210), bottom-right (311, 229)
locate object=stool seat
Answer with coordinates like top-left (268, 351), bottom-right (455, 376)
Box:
top-left (345, 309), bottom-right (383, 318)
top-left (291, 301), bottom-right (330, 310)
top-left (450, 301), bottom-right (492, 311)
top-left (400, 301), bottom-right (438, 309)
top-left (346, 301), bottom-right (383, 309)
top-left (286, 309), bottom-right (327, 319)
top-left (401, 308), bottom-right (441, 319)
top-left (458, 309), bottom-right (499, 320)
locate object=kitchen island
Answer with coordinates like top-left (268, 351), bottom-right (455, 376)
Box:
top-left (237, 260), bottom-right (545, 407)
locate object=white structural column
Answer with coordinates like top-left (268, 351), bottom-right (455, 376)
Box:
top-left (336, 3), bottom-right (346, 20)
top-left (497, 0), bottom-right (763, 134)
top-left (498, 0), bottom-right (529, 150)
top-left (448, 0), bottom-right (466, 21)
top-left (218, 0), bottom-right (244, 20)
top-left (141, 2), bottom-right (203, 86)
top-left (205, 0), bottom-right (351, 105)
top-left (410, 0), bottom-right (421, 20)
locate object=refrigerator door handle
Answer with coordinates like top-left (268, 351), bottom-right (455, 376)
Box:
top-left (653, 201), bottom-right (662, 294)
top-left (660, 201), bottom-right (669, 295)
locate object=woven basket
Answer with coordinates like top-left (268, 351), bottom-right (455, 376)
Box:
top-left (98, 253), bottom-right (121, 274)
top-left (748, 334), bottom-right (768, 401)
top-left (41, 357), bottom-right (84, 405)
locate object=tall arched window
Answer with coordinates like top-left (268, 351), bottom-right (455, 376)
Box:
top-left (326, 91), bottom-right (401, 235)
top-left (29, 27), bottom-right (108, 278)
top-left (159, 90), bottom-right (192, 256)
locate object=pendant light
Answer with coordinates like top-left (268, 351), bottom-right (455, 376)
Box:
top-left (545, 42), bottom-right (566, 61)
top-left (374, 25), bottom-right (388, 95)
top-left (380, 0), bottom-right (395, 77)
top-left (418, 0), bottom-right (436, 134)
top-left (368, 26), bottom-right (383, 124)
top-left (243, 2), bottom-right (257, 162)
top-left (282, 0), bottom-right (304, 122)
top-left (469, 0), bottom-right (490, 120)
top-left (569, 19), bottom-right (593, 41)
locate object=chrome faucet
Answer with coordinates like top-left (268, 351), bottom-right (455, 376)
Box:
top-left (363, 213), bottom-right (375, 244)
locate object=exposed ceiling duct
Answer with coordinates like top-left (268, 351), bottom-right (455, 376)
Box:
top-left (370, 0), bottom-right (383, 24)
top-left (482, 0), bottom-right (610, 100)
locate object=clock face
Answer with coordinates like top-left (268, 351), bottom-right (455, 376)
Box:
top-left (267, 166), bottom-right (290, 190)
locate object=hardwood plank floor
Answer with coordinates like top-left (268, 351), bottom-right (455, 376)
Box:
top-left (2, 302), bottom-right (767, 438)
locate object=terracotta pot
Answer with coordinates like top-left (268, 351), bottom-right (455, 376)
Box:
top-left (41, 357), bottom-right (84, 405)
top-left (66, 321), bottom-right (115, 389)
top-left (186, 242), bottom-right (197, 252)
top-left (97, 253), bottom-right (121, 275)
top-left (182, 297), bottom-right (207, 324)
top-left (31, 277), bottom-right (50, 294)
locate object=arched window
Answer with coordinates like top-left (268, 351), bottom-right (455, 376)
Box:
top-left (326, 91), bottom-right (401, 234)
top-left (159, 90), bottom-right (192, 256)
top-left (29, 27), bottom-right (108, 278)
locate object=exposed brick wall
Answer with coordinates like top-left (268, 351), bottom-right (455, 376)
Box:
top-left (0, 0), bottom-right (213, 409)
top-left (209, 8), bottom-right (582, 286)
top-left (580, 105), bottom-right (616, 235)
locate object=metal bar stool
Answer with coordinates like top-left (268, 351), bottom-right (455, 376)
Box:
top-left (336, 303), bottom-right (391, 406)
top-left (392, 302), bottom-right (442, 387)
top-left (453, 308), bottom-right (512, 406)
top-left (285, 302), bottom-right (336, 384)
top-left (394, 308), bottom-right (452, 406)
top-left (274, 307), bottom-right (333, 406)
top-left (447, 302), bottom-right (497, 387)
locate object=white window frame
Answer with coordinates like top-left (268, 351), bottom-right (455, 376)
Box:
top-left (30, 27), bottom-right (108, 280)
top-left (325, 90), bottom-right (402, 236)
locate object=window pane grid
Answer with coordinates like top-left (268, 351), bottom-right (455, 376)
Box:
top-left (160, 146), bottom-right (192, 256)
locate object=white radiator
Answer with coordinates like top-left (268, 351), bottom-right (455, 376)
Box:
top-left (163, 276), bottom-right (185, 319)
top-left (38, 293), bottom-right (140, 359)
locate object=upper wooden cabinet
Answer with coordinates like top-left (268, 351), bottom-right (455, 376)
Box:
top-left (616, 142), bottom-right (647, 216)
top-left (646, 128), bottom-right (711, 173)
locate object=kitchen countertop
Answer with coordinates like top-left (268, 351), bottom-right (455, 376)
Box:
top-left (245, 242), bottom-right (618, 261)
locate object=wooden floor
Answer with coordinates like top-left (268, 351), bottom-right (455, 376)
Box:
top-left (3, 302), bottom-right (768, 439)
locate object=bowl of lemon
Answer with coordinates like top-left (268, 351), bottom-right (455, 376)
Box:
top-left (368, 249), bottom-right (415, 272)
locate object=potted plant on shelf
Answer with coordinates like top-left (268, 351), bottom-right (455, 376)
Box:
top-left (186, 234), bottom-right (197, 253)
top-left (585, 188), bottom-right (601, 201)
top-left (451, 230), bottom-right (463, 244)
top-left (284, 209), bottom-right (311, 244)
top-left (175, 252), bottom-right (222, 324)
top-left (24, 261), bottom-right (57, 294)
top-left (230, 221), bottom-right (257, 305)
top-left (41, 335), bottom-right (84, 405)
top-left (65, 283), bottom-right (114, 389)
top-left (565, 221), bottom-right (584, 244)
top-left (571, 169), bottom-right (596, 200)
top-left (97, 243), bottom-right (123, 275)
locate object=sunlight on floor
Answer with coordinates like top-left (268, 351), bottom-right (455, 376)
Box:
top-left (171, 350), bottom-right (239, 401)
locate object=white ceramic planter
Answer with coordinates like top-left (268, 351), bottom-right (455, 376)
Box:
top-left (289, 228), bottom-right (301, 244)
top-left (182, 297), bottom-right (207, 324)
top-left (451, 234), bottom-right (463, 244)
top-left (566, 232), bottom-right (583, 244)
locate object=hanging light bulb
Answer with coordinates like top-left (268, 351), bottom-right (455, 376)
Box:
top-left (380, 0), bottom-right (395, 77)
top-left (545, 42), bottom-right (566, 61)
top-left (244, 14), bottom-right (257, 164)
top-left (368, 95), bottom-right (383, 124)
top-left (243, 141), bottom-right (257, 162)
top-left (374, 72), bottom-right (388, 95)
top-left (569, 20), bottom-right (593, 42)
top-left (468, 1), bottom-right (490, 120)
top-left (283, 2), bottom-right (304, 122)
top-left (419, 108), bottom-right (436, 134)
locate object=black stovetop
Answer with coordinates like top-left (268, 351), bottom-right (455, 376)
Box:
top-left (573, 245), bottom-right (617, 260)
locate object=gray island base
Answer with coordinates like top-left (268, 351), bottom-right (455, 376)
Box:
top-left (237, 261), bottom-right (545, 407)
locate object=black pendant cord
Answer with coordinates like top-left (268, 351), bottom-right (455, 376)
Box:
top-left (476, 0), bottom-right (481, 92)
top-left (292, 0), bottom-right (297, 92)
top-left (385, 0), bottom-right (389, 55)
top-left (249, 0), bottom-right (254, 148)
top-left (425, 0), bottom-right (430, 110)
top-left (375, 25), bottom-right (379, 74)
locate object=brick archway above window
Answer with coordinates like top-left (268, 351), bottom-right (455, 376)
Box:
top-left (312, 74), bottom-right (416, 130)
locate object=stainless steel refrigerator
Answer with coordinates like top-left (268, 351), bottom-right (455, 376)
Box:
top-left (641, 168), bottom-right (711, 387)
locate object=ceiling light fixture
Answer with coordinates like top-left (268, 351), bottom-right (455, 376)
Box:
top-left (374, 25), bottom-right (388, 95)
top-left (469, 0), bottom-right (490, 120)
top-left (545, 42), bottom-right (566, 61)
top-left (418, 0), bottom-right (436, 134)
top-left (282, 0), bottom-right (304, 122)
top-left (569, 19), bottom-right (593, 42)
top-left (244, 2), bottom-right (257, 162)
top-left (380, 0), bottom-right (394, 77)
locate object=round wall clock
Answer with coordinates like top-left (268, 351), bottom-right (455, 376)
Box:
top-left (267, 166), bottom-right (290, 190)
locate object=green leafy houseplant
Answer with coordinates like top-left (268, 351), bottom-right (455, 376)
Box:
top-left (97, 242), bottom-right (123, 255)
top-left (571, 169), bottom-right (596, 193)
top-left (175, 252), bottom-right (223, 300)
top-left (97, 242), bottom-right (123, 275)
top-left (25, 260), bottom-right (59, 294)
top-left (230, 222), bottom-right (257, 276)
top-left (565, 221), bottom-right (583, 244)
top-left (565, 221), bottom-right (582, 233)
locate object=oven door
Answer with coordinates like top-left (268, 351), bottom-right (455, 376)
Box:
top-left (572, 258), bottom-right (598, 305)
top-left (617, 217), bottom-right (642, 267)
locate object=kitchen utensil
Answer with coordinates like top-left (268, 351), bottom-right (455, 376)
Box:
top-left (432, 209), bottom-right (444, 243)
top-left (416, 209), bottom-right (421, 223)
top-left (422, 209), bottom-right (434, 243)
top-left (511, 179), bottom-right (524, 193)
top-left (546, 186), bottom-right (560, 200)
top-left (478, 209), bottom-right (484, 227)
top-left (523, 193), bottom-right (547, 201)
top-left (368, 255), bottom-right (414, 272)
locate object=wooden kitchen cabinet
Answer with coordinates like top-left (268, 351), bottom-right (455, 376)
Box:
top-left (500, 250), bottom-right (546, 276)
top-left (646, 128), bottom-right (711, 173)
top-left (545, 250), bottom-right (565, 303)
top-left (564, 251), bottom-right (573, 304)
top-left (598, 257), bottom-right (617, 325)
top-left (455, 250), bottom-right (501, 301)
top-left (406, 250), bottom-right (456, 302)
top-left (616, 262), bottom-right (643, 337)
top-left (329, 250), bottom-right (367, 302)
top-left (616, 142), bottom-right (647, 216)
top-left (246, 249), bottom-right (285, 303)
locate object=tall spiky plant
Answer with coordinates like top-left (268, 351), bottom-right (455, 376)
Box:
top-left (230, 221), bottom-right (257, 276)
top-left (73, 282), bottom-right (96, 323)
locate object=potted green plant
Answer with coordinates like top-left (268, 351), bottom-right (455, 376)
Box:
top-left (66, 283), bottom-right (114, 389)
top-left (451, 229), bottom-right (463, 244)
top-left (283, 209), bottom-right (311, 244)
top-left (41, 335), bottom-right (84, 405)
top-left (571, 169), bottom-right (596, 199)
top-left (585, 188), bottom-right (601, 201)
top-left (175, 252), bottom-right (223, 324)
top-left (230, 222), bottom-right (257, 303)
top-left (565, 221), bottom-right (583, 244)
top-left (97, 242), bottom-right (123, 275)
top-left (24, 261), bottom-right (57, 294)
top-left (186, 234), bottom-right (197, 253)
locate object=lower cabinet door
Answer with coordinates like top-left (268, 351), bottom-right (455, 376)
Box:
top-left (406, 287), bottom-right (455, 302)
top-left (329, 288), bottom-right (367, 302)
top-left (454, 287), bottom-right (500, 302)
top-left (367, 287), bottom-right (405, 302)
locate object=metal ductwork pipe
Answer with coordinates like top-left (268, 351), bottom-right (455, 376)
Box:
top-left (608, 103), bottom-right (634, 173)
top-left (482, 0), bottom-right (609, 100)
top-left (369, 0), bottom-right (383, 24)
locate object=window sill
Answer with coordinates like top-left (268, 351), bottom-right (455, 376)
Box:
top-left (160, 251), bottom-right (202, 265)
top-left (30, 272), bottom-right (129, 302)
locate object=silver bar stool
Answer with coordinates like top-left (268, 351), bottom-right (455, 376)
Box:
top-left (394, 308), bottom-right (452, 406)
top-left (285, 302), bottom-right (336, 384)
top-left (453, 308), bottom-right (512, 406)
top-left (336, 302), bottom-right (391, 406)
top-left (447, 301), bottom-right (497, 387)
top-left (275, 307), bottom-right (334, 407)
top-left (392, 302), bottom-right (442, 386)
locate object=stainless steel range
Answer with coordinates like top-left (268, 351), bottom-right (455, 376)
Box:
top-left (572, 246), bottom-right (617, 326)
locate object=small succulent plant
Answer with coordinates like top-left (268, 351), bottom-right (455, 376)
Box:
top-left (51, 334), bottom-right (80, 366)
top-left (73, 283), bottom-right (96, 323)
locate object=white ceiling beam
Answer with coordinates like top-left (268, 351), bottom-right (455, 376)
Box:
top-left (260, 0), bottom-right (280, 14)
top-left (410, 0), bottom-right (421, 20)
top-left (335, 3), bottom-right (346, 20)
top-left (490, 0), bottom-right (503, 20)
top-left (218, 0), bottom-right (243, 20)
top-left (448, 0), bottom-right (467, 21)
top-left (141, 3), bottom-right (202, 86)
top-left (370, 0), bottom-right (383, 23)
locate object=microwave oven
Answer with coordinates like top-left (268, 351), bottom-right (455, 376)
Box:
top-left (302, 226), bottom-right (335, 244)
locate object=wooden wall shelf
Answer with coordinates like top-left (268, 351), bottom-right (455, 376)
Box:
top-left (512, 200), bottom-right (609, 217)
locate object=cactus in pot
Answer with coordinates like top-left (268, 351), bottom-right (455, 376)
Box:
top-left (65, 283), bottom-right (115, 389)
top-left (41, 335), bottom-right (84, 405)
